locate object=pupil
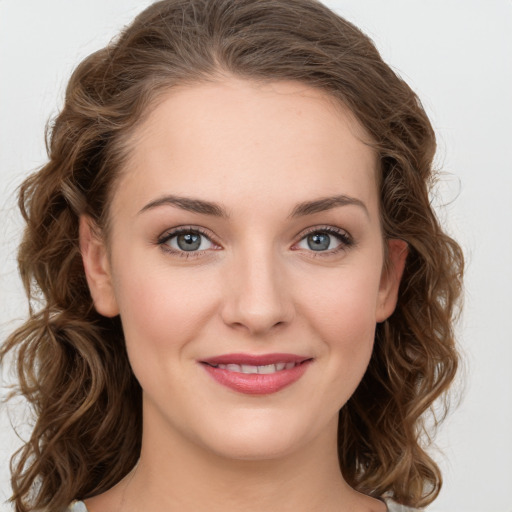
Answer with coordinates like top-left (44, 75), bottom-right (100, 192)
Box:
top-left (177, 233), bottom-right (201, 251)
top-left (307, 233), bottom-right (330, 251)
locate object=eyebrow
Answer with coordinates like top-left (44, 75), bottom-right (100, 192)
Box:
top-left (289, 195), bottom-right (369, 218)
top-left (138, 194), bottom-right (368, 218)
top-left (138, 195), bottom-right (229, 217)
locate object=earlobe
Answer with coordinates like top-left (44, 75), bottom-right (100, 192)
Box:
top-left (79, 216), bottom-right (119, 317)
top-left (376, 239), bottom-right (408, 323)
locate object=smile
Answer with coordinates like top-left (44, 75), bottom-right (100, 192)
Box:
top-left (200, 353), bottom-right (312, 395)
top-left (208, 362), bottom-right (297, 374)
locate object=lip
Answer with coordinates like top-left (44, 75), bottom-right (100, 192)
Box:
top-left (200, 353), bottom-right (313, 395)
top-left (202, 353), bottom-right (310, 366)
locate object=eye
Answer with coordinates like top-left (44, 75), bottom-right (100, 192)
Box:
top-left (294, 227), bottom-right (353, 254)
top-left (158, 227), bottom-right (218, 256)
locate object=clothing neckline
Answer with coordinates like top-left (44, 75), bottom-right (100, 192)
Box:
top-left (69, 499), bottom-right (397, 512)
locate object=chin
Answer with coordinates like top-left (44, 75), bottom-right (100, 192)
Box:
top-left (194, 410), bottom-right (332, 462)
top-left (205, 433), bottom-right (304, 462)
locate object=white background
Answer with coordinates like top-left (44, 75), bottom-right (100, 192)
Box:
top-left (1, 1), bottom-right (511, 511)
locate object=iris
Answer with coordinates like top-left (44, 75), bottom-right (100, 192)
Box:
top-left (307, 232), bottom-right (331, 251)
top-left (177, 233), bottom-right (202, 251)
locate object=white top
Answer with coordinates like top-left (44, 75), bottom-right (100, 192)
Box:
top-left (67, 503), bottom-right (88, 512)
top-left (384, 499), bottom-right (419, 512)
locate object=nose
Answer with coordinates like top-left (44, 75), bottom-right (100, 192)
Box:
top-left (220, 244), bottom-right (295, 336)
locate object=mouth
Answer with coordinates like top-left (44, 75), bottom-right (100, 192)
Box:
top-left (205, 361), bottom-right (299, 374)
top-left (199, 353), bottom-right (313, 395)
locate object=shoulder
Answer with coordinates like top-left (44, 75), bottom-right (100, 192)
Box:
top-left (384, 498), bottom-right (421, 512)
top-left (67, 501), bottom-right (89, 512)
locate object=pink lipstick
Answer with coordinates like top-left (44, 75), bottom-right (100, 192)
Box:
top-left (200, 353), bottom-right (312, 395)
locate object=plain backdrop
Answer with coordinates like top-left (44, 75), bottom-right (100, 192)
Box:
top-left (1, 1), bottom-right (511, 511)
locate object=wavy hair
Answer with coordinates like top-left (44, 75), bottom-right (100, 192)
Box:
top-left (1, 1), bottom-right (464, 511)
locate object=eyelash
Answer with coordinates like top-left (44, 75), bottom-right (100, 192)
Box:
top-left (156, 225), bottom-right (354, 259)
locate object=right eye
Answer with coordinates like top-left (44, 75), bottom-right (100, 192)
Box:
top-left (158, 227), bottom-right (219, 256)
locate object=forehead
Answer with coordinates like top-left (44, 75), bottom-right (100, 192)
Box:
top-left (114, 78), bottom-right (378, 220)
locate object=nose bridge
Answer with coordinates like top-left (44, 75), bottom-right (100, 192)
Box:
top-left (221, 237), bottom-right (294, 335)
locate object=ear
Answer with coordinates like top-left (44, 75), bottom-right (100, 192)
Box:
top-left (79, 216), bottom-right (119, 317)
top-left (376, 239), bottom-right (408, 323)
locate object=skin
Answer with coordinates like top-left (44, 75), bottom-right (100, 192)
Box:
top-left (80, 77), bottom-right (407, 512)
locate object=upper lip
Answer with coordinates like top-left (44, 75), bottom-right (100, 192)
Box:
top-left (201, 353), bottom-right (312, 366)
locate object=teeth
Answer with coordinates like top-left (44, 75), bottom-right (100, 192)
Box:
top-left (214, 362), bottom-right (297, 374)
top-left (241, 364), bottom-right (259, 373)
top-left (258, 364), bottom-right (276, 374)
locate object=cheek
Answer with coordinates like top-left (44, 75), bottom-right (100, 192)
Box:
top-left (111, 255), bottom-right (219, 366)
top-left (296, 263), bottom-right (381, 389)
top-left (299, 262), bottom-right (382, 337)
top-left (322, 292), bottom-right (377, 384)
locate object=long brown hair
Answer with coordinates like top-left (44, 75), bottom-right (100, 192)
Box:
top-left (1, 1), bottom-right (464, 511)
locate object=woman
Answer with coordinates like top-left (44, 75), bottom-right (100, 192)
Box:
top-left (1, 1), bottom-right (463, 511)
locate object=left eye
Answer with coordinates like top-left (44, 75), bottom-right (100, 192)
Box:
top-left (296, 230), bottom-right (348, 252)
top-left (161, 230), bottom-right (215, 252)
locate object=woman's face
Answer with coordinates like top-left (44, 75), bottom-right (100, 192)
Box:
top-left (82, 78), bottom-right (405, 461)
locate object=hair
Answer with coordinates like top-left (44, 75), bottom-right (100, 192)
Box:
top-left (1, 1), bottom-right (464, 511)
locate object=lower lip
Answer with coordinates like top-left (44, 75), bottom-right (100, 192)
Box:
top-left (201, 361), bottom-right (311, 395)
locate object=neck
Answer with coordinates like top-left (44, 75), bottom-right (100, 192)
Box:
top-left (112, 401), bottom-right (383, 512)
